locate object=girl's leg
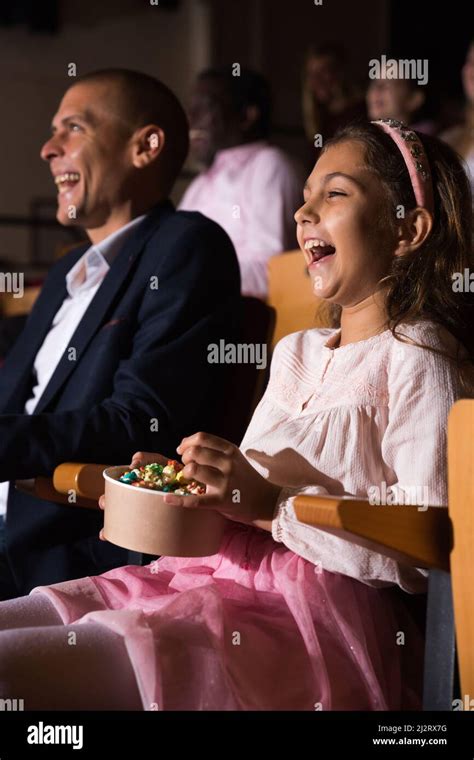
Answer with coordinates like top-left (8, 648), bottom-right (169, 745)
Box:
top-left (0, 594), bottom-right (63, 629)
top-left (0, 599), bottom-right (143, 710)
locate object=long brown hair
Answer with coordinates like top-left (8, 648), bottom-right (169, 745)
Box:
top-left (323, 122), bottom-right (474, 395)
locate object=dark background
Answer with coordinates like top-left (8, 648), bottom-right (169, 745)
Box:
top-left (0, 0), bottom-right (471, 272)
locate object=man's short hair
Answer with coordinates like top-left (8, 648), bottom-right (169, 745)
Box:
top-left (74, 68), bottom-right (189, 191)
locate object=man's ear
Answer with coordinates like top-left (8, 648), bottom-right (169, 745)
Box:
top-left (394, 207), bottom-right (433, 257)
top-left (131, 125), bottom-right (165, 168)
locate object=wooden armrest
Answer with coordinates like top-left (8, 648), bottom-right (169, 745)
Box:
top-left (448, 399), bottom-right (474, 698)
top-left (53, 462), bottom-right (110, 500)
top-left (293, 495), bottom-right (451, 571)
top-left (15, 462), bottom-right (109, 510)
top-left (15, 476), bottom-right (101, 510)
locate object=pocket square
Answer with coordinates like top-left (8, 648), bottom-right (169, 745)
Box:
top-left (101, 317), bottom-right (127, 330)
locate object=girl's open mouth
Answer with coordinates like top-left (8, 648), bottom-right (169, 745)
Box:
top-left (304, 238), bottom-right (336, 265)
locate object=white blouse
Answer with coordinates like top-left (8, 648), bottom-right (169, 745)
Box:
top-left (240, 321), bottom-right (462, 593)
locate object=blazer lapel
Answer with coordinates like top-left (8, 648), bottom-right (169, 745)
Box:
top-left (34, 201), bottom-right (174, 413)
top-left (0, 244), bottom-right (88, 413)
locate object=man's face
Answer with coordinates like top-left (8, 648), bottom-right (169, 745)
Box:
top-left (187, 78), bottom-right (239, 166)
top-left (41, 82), bottom-right (134, 229)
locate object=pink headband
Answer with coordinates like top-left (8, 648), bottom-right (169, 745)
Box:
top-left (371, 119), bottom-right (434, 215)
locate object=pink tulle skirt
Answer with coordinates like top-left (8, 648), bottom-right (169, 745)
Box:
top-left (31, 523), bottom-right (424, 711)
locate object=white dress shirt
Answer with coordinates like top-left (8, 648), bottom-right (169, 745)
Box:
top-left (0, 214), bottom-right (145, 517)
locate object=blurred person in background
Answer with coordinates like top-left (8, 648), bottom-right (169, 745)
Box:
top-left (179, 67), bottom-right (303, 301)
top-left (366, 62), bottom-right (437, 136)
top-left (441, 40), bottom-right (474, 203)
top-left (302, 42), bottom-right (366, 162)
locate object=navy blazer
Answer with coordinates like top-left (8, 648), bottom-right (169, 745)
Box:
top-left (0, 200), bottom-right (241, 595)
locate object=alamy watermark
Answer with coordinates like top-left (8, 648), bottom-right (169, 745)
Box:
top-left (452, 269), bottom-right (474, 292)
top-left (0, 271), bottom-right (24, 299)
top-left (452, 695), bottom-right (474, 711)
top-left (27, 721), bottom-right (83, 749)
top-left (0, 697), bottom-right (24, 711)
top-left (368, 55), bottom-right (429, 86)
top-left (207, 341), bottom-right (267, 370)
top-left (368, 481), bottom-right (430, 511)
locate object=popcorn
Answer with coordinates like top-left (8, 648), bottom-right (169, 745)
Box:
top-left (119, 460), bottom-right (206, 495)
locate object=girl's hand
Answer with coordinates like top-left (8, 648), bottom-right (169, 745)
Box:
top-left (164, 432), bottom-right (281, 527)
top-left (98, 450), bottom-right (169, 541)
top-left (129, 451), bottom-right (169, 470)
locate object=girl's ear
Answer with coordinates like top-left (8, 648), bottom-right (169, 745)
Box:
top-left (394, 207), bottom-right (433, 257)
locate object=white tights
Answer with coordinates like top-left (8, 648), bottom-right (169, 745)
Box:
top-left (0, 595), bottom-right (143, 710)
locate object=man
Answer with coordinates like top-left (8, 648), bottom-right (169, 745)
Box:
top-left (179, 67), bottom-right (303, 300)
top-left (0, 69), bottom-right (241, 599)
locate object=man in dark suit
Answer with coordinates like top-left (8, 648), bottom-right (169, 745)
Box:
top-left (0, 69), bottom-right (240, 599)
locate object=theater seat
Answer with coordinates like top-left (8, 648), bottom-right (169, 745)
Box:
top-left (268, 249), bottom-right (332, 345)
top-left (1, 285), bottom-right (41, 317)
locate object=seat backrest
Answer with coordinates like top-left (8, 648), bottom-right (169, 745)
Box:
top-left (1, 285), bottom-right (41, 317)
top-left (448, 398), bottom-right (474, 701)
top-left (210, 296), bottom-right (275, 446)
top-left (268, 250), bottom-right (331, 346)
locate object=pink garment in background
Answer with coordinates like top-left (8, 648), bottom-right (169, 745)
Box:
top-left (410, 119), bottom-right (438, 136)
top-left (178, 141), bottom-right (304, 300)
top-left (32, 321), bottom-right (460, 710)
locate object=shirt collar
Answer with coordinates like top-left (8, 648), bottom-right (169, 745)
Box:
top-left (66, 214), bottom-right (146, 298)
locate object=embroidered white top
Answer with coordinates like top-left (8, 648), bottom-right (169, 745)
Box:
top-left (239, 321), bottom-right (461, 593)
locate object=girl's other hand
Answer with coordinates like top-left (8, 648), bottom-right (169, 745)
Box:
top-left (129, 451), bottom-right (169, 469)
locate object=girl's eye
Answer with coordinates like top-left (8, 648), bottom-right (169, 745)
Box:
top-left (327, 190), bottom-right (347, 198)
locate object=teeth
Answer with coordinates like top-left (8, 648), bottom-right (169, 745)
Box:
top-left (54, 172), bottom-right (80, 185)
top-left (304, 238), bottom-right (331, 250)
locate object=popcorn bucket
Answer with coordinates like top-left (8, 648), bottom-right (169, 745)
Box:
top-left (102, 466), bottom-right (226, 557)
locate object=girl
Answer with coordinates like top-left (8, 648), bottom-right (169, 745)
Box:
top-left (0, 121), bottom-right (472, 711)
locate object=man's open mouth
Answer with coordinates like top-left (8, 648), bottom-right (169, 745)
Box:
top-left (304, 238), bottom-right (336, 264)
top-left (54, 172), bottom-right (81, 195)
